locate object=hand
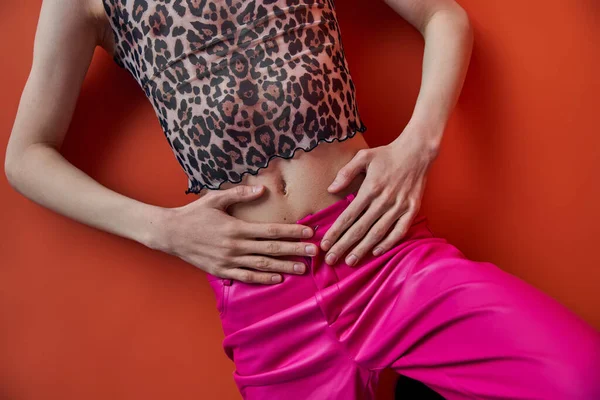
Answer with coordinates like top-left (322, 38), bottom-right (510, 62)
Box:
top-left (158, 185), bottom-right (319, 284)
top-left (320, 131), bottom-right (439, 266)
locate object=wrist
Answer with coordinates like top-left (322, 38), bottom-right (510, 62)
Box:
top-left (393, 120), bottom-right (443, 161)
top-left (137, 204), bottom-right (173, 253)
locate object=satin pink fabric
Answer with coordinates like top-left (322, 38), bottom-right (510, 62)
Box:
top-left (207, 192), bottom-right (600, 399)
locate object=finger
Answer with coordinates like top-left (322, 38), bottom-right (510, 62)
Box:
top-left (371, 207), bottom-right (418, 255)
top-left (323, 196), bottom-right (391, 265)
top-left (345, 202), bottom-right (408, 265)
top-left (237, 239), bottom-right (319, 258)
top-left (327, 150), bottom-right (368, 193)
top-left (234, 255), bottom-right (307, 275)
top-left (237, 220), bottom-right (315, 240)
top-left (320, 190), bottom-right (371, 252)
top-left (209, 184), bottom-right (265, 209)
top-left (224, 267), bottom-right (284, 285)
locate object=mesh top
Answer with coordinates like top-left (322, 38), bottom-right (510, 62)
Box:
top-left (102, 0), bottom-right (367, 193)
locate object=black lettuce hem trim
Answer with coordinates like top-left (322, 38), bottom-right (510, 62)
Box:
top-left (184, 124), bottom-right (368, 195)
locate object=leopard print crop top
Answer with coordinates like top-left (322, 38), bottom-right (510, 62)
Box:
top-left (102, 0), bottom-right (367, 194)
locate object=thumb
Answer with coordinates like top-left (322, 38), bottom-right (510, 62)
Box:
top-left (212, 184), bottom-right (265, 209)
top-left (328, 154), bottom-right (366, 193)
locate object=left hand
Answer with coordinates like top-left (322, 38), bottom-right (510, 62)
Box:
top-left (320, 131), bottom-right (439, 266)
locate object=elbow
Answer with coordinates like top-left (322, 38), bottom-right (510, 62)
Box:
top-left (446, 4), bottom-right (474, 44)
top-left (5, 143), bottom-right (56, 194)
top-left (453, 4), bottom-right (474, 44)
top-left (4, 143), bottom-right (32, 193)
top-left (4, 153), bottom-right (22, 191)
top-left (426, 3), bottom-right (474, 44)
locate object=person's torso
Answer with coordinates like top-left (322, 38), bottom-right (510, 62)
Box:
top-left (98, 0), bottom-right (369, 222)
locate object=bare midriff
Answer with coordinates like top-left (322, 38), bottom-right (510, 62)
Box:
top-left (214, 133), bottom-right (370, 225)
top-left (99, 11), bottom-right (369, 227)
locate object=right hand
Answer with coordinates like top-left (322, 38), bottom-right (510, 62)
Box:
top-left (159, 185), bottom-right (318, 285)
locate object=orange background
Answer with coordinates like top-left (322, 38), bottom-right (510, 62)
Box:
top-left (1, 0), bottom-right (599, 399)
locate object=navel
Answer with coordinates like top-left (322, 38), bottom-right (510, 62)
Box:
top-left (281, 178), bottom-right (288, 196)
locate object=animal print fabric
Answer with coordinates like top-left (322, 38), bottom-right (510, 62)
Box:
top-left (102, 0), bottom-right (368, 193)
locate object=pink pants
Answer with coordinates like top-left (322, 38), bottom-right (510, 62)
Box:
top-left (207, 192), bottom-right (600, 399)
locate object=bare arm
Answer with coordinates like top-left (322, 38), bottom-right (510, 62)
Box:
top-left (4, 0), bottom-right (167, 249)
top-left (4, 0), bottom-right (317, 284)
top-left (321, 0), bottom-right (473, 264)
top-left (383, 0), bottom-right (474, 154)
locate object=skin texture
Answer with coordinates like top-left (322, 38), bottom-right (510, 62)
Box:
top-left (4, 0), bottom-right (319, 285)
top-left (321, 0), bottom-right (474, 266)
top-left (4, 0), bottom-right (472, 285)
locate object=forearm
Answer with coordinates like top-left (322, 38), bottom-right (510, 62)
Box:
top-left (398, 7), bottom-right (474, 154)
top-left (5, 144), bottom-right (167, 251)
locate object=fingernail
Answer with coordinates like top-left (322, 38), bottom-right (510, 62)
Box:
top-left (294, 263), bottom-right (305, 273)
top-left (326, 253), bottom-right (337, 264)
top-left (302, 228), bottom-right (313, 238)
top-left (321, 239), bottom-right (331, 250)
top-left (346, 254), bottom-right (357, 266)
top-left (306, 245), bottom-right (317, 255)
top-left (373, 247), bottom-right (384, 256)
top-left (252, 185), bottom-right (262, 193)
top-left (272, 275), bottom-right (282, 283)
